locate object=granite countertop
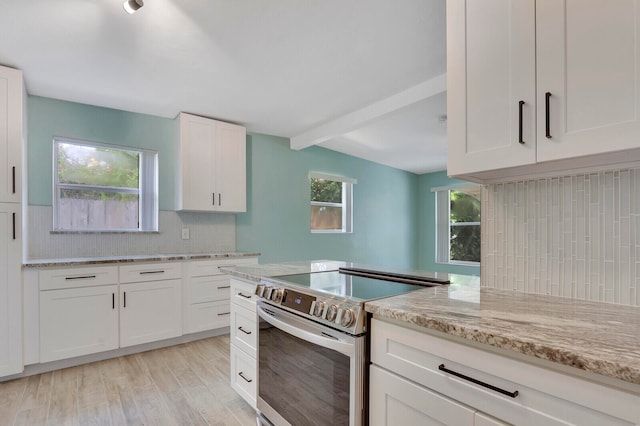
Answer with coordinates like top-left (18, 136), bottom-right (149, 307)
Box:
top-left (365, 274), bottom-right (640, 386)
top-left (23, 252), bottom-right (260, 268)
top-left (221, 260), bottom-right (349, 282)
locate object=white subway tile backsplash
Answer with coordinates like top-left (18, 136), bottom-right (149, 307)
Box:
top-left (482, 167), bottom-right (640, 306)
top-left (27, 205), bottom-right (236, 259)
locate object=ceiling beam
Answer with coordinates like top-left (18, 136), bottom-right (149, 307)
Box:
top-left (290, 73), bottom-right (446, 150)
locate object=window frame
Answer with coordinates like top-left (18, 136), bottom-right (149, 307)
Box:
top-left (309, 172), bottom-right (356, 234)
top-left (434, 183), bottom-right (481, 266)
top-left (52, 137), bottom-right (159, 232)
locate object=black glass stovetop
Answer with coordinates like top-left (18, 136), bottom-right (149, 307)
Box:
top-left (271, 270), bottom-right (440, 302)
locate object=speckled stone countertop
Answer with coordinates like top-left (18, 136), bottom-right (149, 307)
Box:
top-left (220, 260), bottom-right (349, 282)
top-left (365, 274), bottom-right (640, 386)
top-left (23, 252), bottom-right (260, 268)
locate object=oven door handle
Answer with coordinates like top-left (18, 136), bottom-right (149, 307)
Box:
top-left (257, 304), bottom-right (354, 356)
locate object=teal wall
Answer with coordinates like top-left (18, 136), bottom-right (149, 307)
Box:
top-left (27, 95), bottom-right (478, 274)
top-left (27, 96), bottom-right (177, 210)
top-left (417, 170), bottom-right (480, 276)
top-left (236, 134), bottom-right (419, 268)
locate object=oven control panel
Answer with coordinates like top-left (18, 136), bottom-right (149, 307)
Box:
top-left (255, 283), bottom-right (365, 334)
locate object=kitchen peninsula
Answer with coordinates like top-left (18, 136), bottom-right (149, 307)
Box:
top-left (224, 261), bottom-right (640, 425)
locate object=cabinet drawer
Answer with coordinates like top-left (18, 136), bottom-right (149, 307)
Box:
top-left (119, 262), bottom-right (182, 283)
top-left (371, 318), bottom-right (639, 426)
top-left (39, 266), bottom-right (118, 290)
top-left (370, 365), bottom-right (475, 426)
top-left (187, 260), bottom-right (226, 278)
top-left (230, 304), bottom-right (257, 357)
top-left (190, 274), bottom-right (230, 303)
top-left (230, 343), bottom-right (256, 409)
top-left (230, 278), bottom-right (257, 310)
top-left (185, 300), bottom-right (231, 333)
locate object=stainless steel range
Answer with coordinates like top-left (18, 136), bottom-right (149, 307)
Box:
top-left (255, 267), bottom-right (449, 426)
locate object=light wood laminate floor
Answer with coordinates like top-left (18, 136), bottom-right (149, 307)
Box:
top-left (0, 335), bottom-right (256, 426)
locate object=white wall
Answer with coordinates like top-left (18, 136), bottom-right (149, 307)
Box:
top-left (482, 167), bottom-right (640, 306)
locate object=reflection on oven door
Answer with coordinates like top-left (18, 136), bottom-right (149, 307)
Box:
top-left (258, 311), bottom-right (351, 425)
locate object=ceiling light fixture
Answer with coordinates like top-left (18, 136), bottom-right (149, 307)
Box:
top-left (123, 0), bottom-right (144, 14)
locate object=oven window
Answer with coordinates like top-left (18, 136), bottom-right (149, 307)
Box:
top-left (259, 321), bottom-right (350, 425)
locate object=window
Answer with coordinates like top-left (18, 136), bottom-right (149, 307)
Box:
top-left (53, 138), bottom-right (158, 232)
top-left (435, 184), bottom-right (481, 265)
top-left (310, 172), bottom-right (356, 233)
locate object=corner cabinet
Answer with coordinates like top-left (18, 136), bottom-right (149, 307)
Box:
top-left (176, 112), bottom-right (246, 212)
top-left (447, 0), bottom-right (640, 183)
top-left (370, 318), bottom-right (640, 426)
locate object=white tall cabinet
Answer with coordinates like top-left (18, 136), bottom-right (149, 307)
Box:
top-left (176, 113), bottom-right (246, 212)
top-left (0, 65), bottom-right (24, 377)
top-left (448, 0), bottom-right (640, 182)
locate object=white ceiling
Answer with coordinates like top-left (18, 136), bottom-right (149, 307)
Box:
top-left (0, 0), bottom-right (447, 174)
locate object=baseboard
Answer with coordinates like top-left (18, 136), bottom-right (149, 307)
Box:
top-left (1, 327), bottom-right (230, 382)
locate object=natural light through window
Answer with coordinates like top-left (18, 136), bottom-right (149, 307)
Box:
top-left (310, 172), bottom-right (356, 233)
top-left (435, 184), bottom-right (481, 265)
top-left (53, 138), bottom-right (158, 232)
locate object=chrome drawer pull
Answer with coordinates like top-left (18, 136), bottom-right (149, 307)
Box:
top-left (438, 364), bottom-right (519, 398)
top-left (238, 372), bottom-right (252, 383)
top-left (140, 270), bottom-right (165, 275)
top-left (65, 275), bottom-right (96, 280)
top-left (237, 292), bottom-right (252, 299)
top-left (217, 312), bottom-right (231, 316)
top-left (217, 286), bottom-right (231, 289)
top-left (238, 326), bottom-right (252, 335)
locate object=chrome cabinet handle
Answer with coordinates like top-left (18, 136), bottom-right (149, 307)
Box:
top-left (237, 292), bottom-right (252, 299)
top-left (112, 293), bottom-right (115, 310)
top-left (12, 212), bottom-right (16, 240)
top-left (218, 193), bottom-right (221, 206)
top-left (65, 275), bottom-right (96, 280)
top-left (123, 291), bottom-right (127, 308)
top-left (238, 372), bottom-right (252, 383)
top-left (545, 92), bottom-right (552, 139)
top-left (518, 101), bottom-right (525, 144)
top-left (217, 312), bottom-right (230, 316)
top-left (217, 285), bottom-right (231, 290)
top-left (438, 364), bottom-right (519, 398)
top-left (238, 326), bottom-right (252, 335)
top-left (12, 166), bottom-right (16, 194)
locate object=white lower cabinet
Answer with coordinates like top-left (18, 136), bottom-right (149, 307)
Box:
top-left (370, 318), bottom-right (640, 426)
top-left (370, 365), bottom-right (475, 426)
top-left (119, 279), bottom-right (182, 347)
top-left (229, 277), bottom-right (258, 409)
top-left (230, 342), bottom-right (257, 408)
top-left (40, 284), bottom-right (119, 363)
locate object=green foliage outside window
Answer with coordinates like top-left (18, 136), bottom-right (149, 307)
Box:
top-left (57, 143), bottom-right (140, 201)
top-left (450, 190), bottom-right (481, 262)
top-left (311, 178), bottom-right (342, 203)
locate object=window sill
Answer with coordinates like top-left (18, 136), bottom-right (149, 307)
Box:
top-left (436, 260), bottom-right (480, 267)
top-left (51, 230), bottom-right (160, 235)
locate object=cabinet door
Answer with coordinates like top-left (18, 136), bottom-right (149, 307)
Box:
top-left (178, 113), bottom-right (215, 211)
top-left (0, 66), bottom-right (23, 203)
top-left (370, 365), bottom-right (475, 426)
top-left (40, 285), bottom-right (119, 363)
top-left (537, 0), bottom-right (640, 162)
top-left (0, 203), bottom-right (21, 376)
top-left (120, 279), bottom-right (182, 347)
top-left (215, 121), bottom-right (246, 212)
top-left (447, 0), bottom-right (536, 176)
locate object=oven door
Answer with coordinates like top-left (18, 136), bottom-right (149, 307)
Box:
top-left (256, 301), bottom-right (365, 426)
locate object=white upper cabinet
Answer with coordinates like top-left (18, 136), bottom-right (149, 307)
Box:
top-left (176, 112), bottom-right (246, 212)
top-left (447, 0), bottom-right (536, 177)
top-left (536, 0), bottom-right (640, 162)
top-left (448, 0), bottom-right (640, 182)
top-left (0, 65), bottom-right (23, 203)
